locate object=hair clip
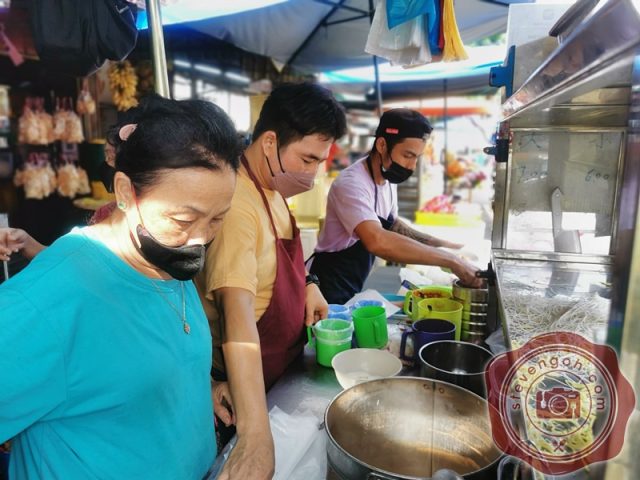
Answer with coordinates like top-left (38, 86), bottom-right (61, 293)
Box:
top-left (119, 124), bottom-right (137, 142)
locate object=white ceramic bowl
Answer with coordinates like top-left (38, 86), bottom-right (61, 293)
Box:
top-left (332, 348), bottom-right (403, 389)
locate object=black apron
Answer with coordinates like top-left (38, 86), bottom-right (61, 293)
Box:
top-left (309, 157), bottom-right (395, 305)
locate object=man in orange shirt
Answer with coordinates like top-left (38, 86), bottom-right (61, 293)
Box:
top-left (195, 82), bottom-right (346, 480)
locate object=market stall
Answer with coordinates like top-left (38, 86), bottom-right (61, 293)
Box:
top-left (484, 0), bottom-right (640, 478)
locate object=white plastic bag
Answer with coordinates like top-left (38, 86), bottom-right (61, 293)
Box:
top-left (345, 289), bottom-right (401, 317)
top-left (271, 406), bottom-right (323, 480)
top-left (365, 0), bottom-right (431, 67)
top-left (288, 428), bottom-right (327, 480)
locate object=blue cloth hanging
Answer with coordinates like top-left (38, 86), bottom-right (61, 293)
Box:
top-left (386, 0), bottom-right (438, 51)
top-left (429, 0), bottom-right (441, 53)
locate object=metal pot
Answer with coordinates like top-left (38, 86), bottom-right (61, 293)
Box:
top-left (452, 280), bottom-right (488, 305)
top-left (468, 302), bottom-right (489, 314)
top-left (461, 320), bottom-right (487, 333)
top-left (461, 331), bottom-right (487, 345)
top-left (418, 341), bottom-right (493, 397)
top-left (325, 377), bottom-right (502, 480)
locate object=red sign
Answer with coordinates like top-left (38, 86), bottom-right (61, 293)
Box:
top-left (486, 332), bottom-right (635, 475)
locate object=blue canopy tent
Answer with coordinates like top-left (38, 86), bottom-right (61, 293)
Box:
top-left (318, 44), bottom-right (505, 100)
top-left (141, 0), bottom-right (515, 105)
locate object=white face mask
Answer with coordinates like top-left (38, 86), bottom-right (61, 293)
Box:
top-left (266, 142), bottom-right (316, 197)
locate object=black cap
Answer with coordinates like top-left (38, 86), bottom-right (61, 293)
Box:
top-left (374, 108), bottom-right (432, 140)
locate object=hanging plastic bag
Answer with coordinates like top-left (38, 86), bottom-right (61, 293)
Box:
top-left (64, 99), bottom-right (85, 143)
top-left (77, 87), bottom-right (96, 115)
top-left (386, 0), bottom-right (439, 54)
top-left (56, 163), bottom-right (90, 198)
top-left (365, 0), bottom-right (431, 67)
top-left (53, 98), bottom-right (66, 142)
top-left (14, 152), bottom-right (57, 199)
top-left (18, 99), bottom-right (38, 145)
top-left (35, 98), bottom-right (54, 145)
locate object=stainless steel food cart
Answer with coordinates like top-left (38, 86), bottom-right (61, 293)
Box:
top-left (487, 1), bottom-right (640, 478)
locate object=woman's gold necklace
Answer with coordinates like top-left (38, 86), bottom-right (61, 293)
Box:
top-left (151, 280), bottom-right (191, 334)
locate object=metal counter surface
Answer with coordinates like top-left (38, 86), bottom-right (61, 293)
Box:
top-left (266, 345), bottom-right (342, 419)
top-left (211, 265), bottom-right (412, 478)
top-left (268, 317), bottom-right (417, 419)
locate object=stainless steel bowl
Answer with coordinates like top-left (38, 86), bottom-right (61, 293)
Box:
top-left (325, 377), bottom-right (501, 479)
top-left (462, 311), bottom-right (489, 322)
top-left (468, 302), bottom-right (489, 314)
top-left (461, 321), bottom-right (487, 334)
top-left (419, 341), bottom-right (493, 397)
top-left (461, 330), bottom-right (487, 345)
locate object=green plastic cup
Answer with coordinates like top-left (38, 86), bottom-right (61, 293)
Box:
top-left (417, 298), bottom-right (463, 341)
top-left (307, 319), bottom-right (354, 367)
top-left (307, 319), bottom-right (353, 343)
top-left (352, 306), bottom-right (388, 349)
top-left (315, 337), bottom-right (352, 367)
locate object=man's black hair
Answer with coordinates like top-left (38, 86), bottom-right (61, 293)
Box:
top-left (252, 82), bottom-right (347, 148)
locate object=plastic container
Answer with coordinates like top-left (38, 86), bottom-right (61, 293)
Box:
top-left (403, 286), bottom-right (453, 321)
top-left (415, 211), bottom-right (482, 227)
top-left (307, 319), bottom-right (353, 342)
top-left (351, 306), bottom-right (388, 349)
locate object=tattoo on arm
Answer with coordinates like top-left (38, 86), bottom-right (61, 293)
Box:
top-left (391, 218), bottom-right (441, 247)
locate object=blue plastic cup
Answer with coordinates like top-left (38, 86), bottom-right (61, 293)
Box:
top-left (328, 304), bottom-right (350, 315)
top-left (353, 299), bottom-right (384, 310)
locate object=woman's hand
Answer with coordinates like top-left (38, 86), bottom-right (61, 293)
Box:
top-left (218, 433), bottom-right (274, 480)
top-left (0, 228), bottom-right (45, 261)
top-left (211, 381), bottom-right (235, 427)
top-left (304, 283), bottom-right (328, 326)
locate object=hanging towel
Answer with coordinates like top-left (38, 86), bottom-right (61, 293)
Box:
top-left (438, 0), bottom-right (445, 51)
top-left (429, 0), bottom-right (441, 54)
top-left (442, 0), bottom-right (468, 61)
top-left (366, 0), bottom-right (432, 67)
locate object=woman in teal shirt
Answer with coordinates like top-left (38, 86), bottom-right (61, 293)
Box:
top-left (0, 95), bottom-right (240, 479)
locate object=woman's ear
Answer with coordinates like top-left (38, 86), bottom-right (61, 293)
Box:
top-left (113, 172), bottom-right (134, 211)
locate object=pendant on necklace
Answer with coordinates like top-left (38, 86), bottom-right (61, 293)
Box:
top-left (183, 322), bottom-right (191, 334)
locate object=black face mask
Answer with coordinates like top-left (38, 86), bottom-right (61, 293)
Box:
top-left (131, 224), bottom-right (206, 281)
top-left (99, 161), bottom-right (116, 193)
top-left (381, 157), bottom-right (414, 184)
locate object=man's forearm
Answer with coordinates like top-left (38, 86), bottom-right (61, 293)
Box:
top-left (391, 218), bottom-right (445, 247)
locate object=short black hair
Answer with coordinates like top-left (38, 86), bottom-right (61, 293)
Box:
top-left (372, 135), bottom-right (406, 156)
top-left (252, 82), bottom-right (347, 148)
top-left (108, 95), bottom-right (242, 193)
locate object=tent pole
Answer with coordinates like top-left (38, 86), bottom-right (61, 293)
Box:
top-left (369, 0), bottom-right (383, 114)
top-left (145, 0), bottom-right (170, 98)
top-left (443, 78), bottom-right (448, 193)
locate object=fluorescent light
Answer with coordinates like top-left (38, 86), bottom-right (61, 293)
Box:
top-left (174, 59), bottom-right (192, 69)
top-left (340, 92), bottom-right (367, 102)
top-left (136, 0), bottom-right (290, 29)
top-left (224, 72), bottom-right (251, 84)
top-left (194, 64), bottom-right (222, 75)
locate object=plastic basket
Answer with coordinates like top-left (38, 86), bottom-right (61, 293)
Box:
top-left (414, 211), bottom-right (482, 227)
